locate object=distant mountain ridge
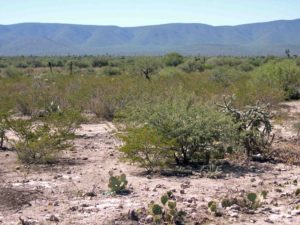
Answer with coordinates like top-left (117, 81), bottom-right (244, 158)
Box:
top-left (1, 19), bottom-right (300, 56)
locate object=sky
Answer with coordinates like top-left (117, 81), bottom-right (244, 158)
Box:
top-left (0, 0), bottom-right (299, 27)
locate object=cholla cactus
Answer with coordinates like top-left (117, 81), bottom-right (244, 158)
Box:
top-left (218, 96), bottom-right (274, 157)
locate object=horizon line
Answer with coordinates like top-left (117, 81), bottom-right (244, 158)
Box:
top-left (1, 18), bottom-right (300, 28)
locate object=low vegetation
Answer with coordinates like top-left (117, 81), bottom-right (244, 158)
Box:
top-left (7, 110), bottom-right (82, 164)
top-left (0, 54), bottom-right (299, 167)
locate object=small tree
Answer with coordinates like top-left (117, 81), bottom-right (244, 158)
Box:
top-left (134, 57), bottom-right (161, 80)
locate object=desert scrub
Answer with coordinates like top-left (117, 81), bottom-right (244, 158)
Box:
top-left (86, 76), bottom-right (139, 120)
top-left (120, 91), bottom-right (237, 166)
top-left (119, 126), bottom-right (175, 172)
top-left (8, 110), bottom-right (82, 164)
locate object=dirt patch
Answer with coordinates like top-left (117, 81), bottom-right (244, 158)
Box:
top-left (0, 186), bottom-right (41, 212)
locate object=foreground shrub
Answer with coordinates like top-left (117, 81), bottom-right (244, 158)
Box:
top-left (120, 92), bottom-right (237, 166)
top-left (8, 111), bottom-right (81, 164)
top-left (119, 126), bottom-right (174, 172)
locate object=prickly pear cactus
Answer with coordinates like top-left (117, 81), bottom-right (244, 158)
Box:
top-left (108, 171), bottom-right (128, 194)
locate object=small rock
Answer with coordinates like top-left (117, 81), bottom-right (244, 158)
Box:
top-left (187, 198), bottom-right (193, 203)
top-left (155, 184), bottom-right (166, 189)
top-left (145, 215), bottom-right (153, 223)
top-left (53, 175), bottom-right (62, 179)
top-left (15, 166), bottom-right (21, 170)
top-left (264, 218), bottom-right (274, 224)
top-left (69, 206), bottom-right (78, 211)
top-left (181, 181), bottom-right (191, 189)
top-left (180, 190), bottom-right (185, 194)
top-left (48, 214), bottom-right (59, 222)
top-left (228, 204), bottom-right (240, 211)
top-left (228, 211), bottom-right (239, 218)
top-left (291, 210), bottom-right (300, 216)
top-left (19, 217), bottom-right (39, 225)
top-left (84, 192), bottom-right (97, 197)
top-left (128, 209), bottom-right (139, 221)
top-left (82, 157), bottom-right (88, 160)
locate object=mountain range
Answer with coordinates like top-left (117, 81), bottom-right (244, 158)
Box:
top-left (1, 19), bottom-right (300, 56)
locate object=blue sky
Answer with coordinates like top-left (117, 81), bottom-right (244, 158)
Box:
top-left (0, 0), bottom-right (299, 26)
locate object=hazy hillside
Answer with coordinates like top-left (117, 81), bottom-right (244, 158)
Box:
top-left (1, 19), bottom-right (300, 56)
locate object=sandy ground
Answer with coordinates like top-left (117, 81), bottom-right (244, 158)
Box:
top-left (0, 102), bottom-right (300, 225)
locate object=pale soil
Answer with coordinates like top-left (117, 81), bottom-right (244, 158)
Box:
top-left (0, 102), bottom-right (300, 225)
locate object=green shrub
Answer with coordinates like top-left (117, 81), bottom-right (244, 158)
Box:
top-left (238, 62), bottom-right (254, 72)
top-left (254, 60), bottom-right (300, 100)
top-left (103, 66), bottom-right (121, 76)
top-left (179, 58), bottom-right (204, 73)
top-left (163, 52), bottom-right (184, 67)
top-left (74, 60), bottom-right (90, 68)
top-left (8, 110), bottom-right (81, 164)
top-left (119, 126), bottom-right (174, 172)
top-left (5, 67), bottom-right (22, 78)
top-left (92, 58), bottom-right (109, 67)
top-left (120, 92), bottom-right (237, 166)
